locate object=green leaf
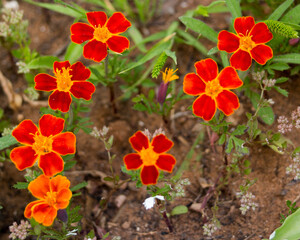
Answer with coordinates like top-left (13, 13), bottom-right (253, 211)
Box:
top-left (64, 42), bottom-right (83, 63)
top-left (64, 160), bottom-right (77, 171)
top-left (133, 103), bottom-right (148, 112)
top-left (164, 50), bottom-right (177, 65)
top-left (273, 86), bottom-right (288, 97)
top-left (220, 51), bottom-right (229, 67)
top-left (276, 77), bottom-right (289, 84)
top-left (231, 125), bottom-right (247, 136)
top-left (70, 181), bottom-right (87, 192)
top-left (0, 135), bottom-right (17, 150)
top-left (128, 25), bottom-right (147, 53)
top-left (171, 205), bottom-right (188, 216)
top-left (268, 0), bottom-right (294, 21)
top-left (258, 106), bottom-right (274, 125)
top-left (270, 208), bottom-right (300, 240)
top-left (179, 16), bottom-right (218, 43)
top-left (13, 182), bottom-right (29, 189)
top-left (272, 54), bottom-right (300, 64)
top-left (207, 46), bottom-right (219, 55)
top-left (281, 4), bottom-right (300, 24)
top-left (226, 0), bottom-right (242, 19)
top-left (103, 176), bottom-right (114, 182)
top-left (27, 56), bottom-right (60, 70)
top-left (226, 137), bottom-right (234, 153)
top-left (268, 62), bottom-right (290, 71)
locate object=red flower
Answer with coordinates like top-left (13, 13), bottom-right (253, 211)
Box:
top-left (123, 131), bottom-right (176, 185)
top-left (10, 114), bottom-right (76, 177)
top-left (183, 58), bottom-right (243, 121)
top-left (24, 174), bottom-right (72, 226)
top-left (70, 11), bottom-right (131, 62)
top-left (218, 16), bottom-right (273, 71)
top-left (34, 61), bottom-right (95, 113)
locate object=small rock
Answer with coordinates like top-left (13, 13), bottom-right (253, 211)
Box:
top-left (122, 221), bottom-right (130, 229)
top-left (115, 195), bottom-right (127, 208)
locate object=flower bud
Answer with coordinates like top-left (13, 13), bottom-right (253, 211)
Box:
top-left (157, 82), bottom-right (169, 105)
top-left (57, 209), bottom-right (68, 223)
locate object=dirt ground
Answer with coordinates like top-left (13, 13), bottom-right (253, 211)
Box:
top-left (0, 0), bottom-right (299, 240)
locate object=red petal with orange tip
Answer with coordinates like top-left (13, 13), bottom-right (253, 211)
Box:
top-left (129, 131), bottom-right (149, 152)
top-left (70, 62), bottom-right (91, 81)
top-left (156, 154), bottom-right (176, 172)
top-left (106, 12), bottom-right (131, 34)
top-left (250, 22), bottom-right (273, 44)
top-left (195, 59), bottom-right (218, 83)
top-left (140, 165), bottom-right (159, 185)
top-left (39, 152), bottom-right (64, 177)
top-left (123, 153), bottom-right (143, 170)
top-left (234, 16), bottom-right (255, 36)
top-left (39, 114), bottom-right (64, 137)
top-left (83, 39), bottom-right (108, 62)
top-left (86, 11), bottom-right (107, 28)
top-left (49, 90), bottom-right (72, 113)
top-left (216, 90), bottom-right (240, 116)
top-left (250, 44), bottom-right (273, 65)
top-left (34, 73), bottom-right (57, 91)
top-left (192, 94), bottom-right (216, 121)
top-left (12, 119), bottom-right (38, 145)
top-left (10, 146), bottom-right (38, 171)
top-left (70, 22), bottom-right (94, 44)
top-left (217, 30), bottom-right (240, 53)
top-left (152, 134), bottom-right (173, 154)
top-left (230, 49), bottom-right (252, 71)
top-left (52, 132), bottom-right (76, 156)
top-left (70, 81), bottom-right (95, 100)
top-left (183, 73), bottom-right (206, 96)
top-left (218, 67), bottom-right (243, 89)
top-left (107, 35), bottom-right (130, 53)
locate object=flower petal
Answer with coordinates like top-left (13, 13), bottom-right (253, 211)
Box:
top-left (52, 132), bottom-right (76, 155)
top-left (70, 22), bottom-right (94, 44)
top-left (129, 131), bottom-right (149, 152)
top-left (230, 49), bottom-right (252, 71)
top-left (48, 90), bottom-right (72, 113)
top-left (192, 94), bottom-right (216, 121)
top-left (151, 134), bottom-right (173, 154)
top-left (39, 114), bottom-right (64, 137)
top-left (234, 16), bottom-right (255, 36)
top-left (28, 174), bottom-right (50, 199)
top-left (183, 73), bottom-right (206, 96)
top-left (123, 153), bottom-right (143, 170)
top-left (56, 189), bottom-right (72, 209)
top-left (32, 203), bottom-right (57, 226)
top-left (140, 165), bottom-right (159, 185)
top-left (12, 119), bottom-right (38, 145)
top-left (250, 44), bottom-right (273, 65)
top-left (34, 73), bottom-right (57, 92)
top-left (70, 62), bottom-right (91, 81)
top-left (155, 154), bottom-right (176, 172)
top-left (106, 12), bottom-right (131, 34)
top-left (24, 200), bottom-right (44, 218)
top-left (250, 22), bottom-right (273, 44)
top-left (217, 30), bottom-right (240, 53)
top-left (195, 59), bottom-right (218, 83)
top-left (54, 61), bottom-right (71, 73)
top-left (218, 67), bottom-right (243, 89)
top-left (216, 90), bottom-right (240, 116)
top-left (39, 152), bottom-right (64, 177)
top-left (50, 175), bottom-right (71, 193)
top-left (83, 39), bottom-right (108, 62)
top-left (87, 11), bottom-right (107, 28)
top-left (107, 35), bottom-right (130, 53)
top-left (69, 81), bottom-right (95, 100)
top-left (10, 146), bottom-right (38, 171)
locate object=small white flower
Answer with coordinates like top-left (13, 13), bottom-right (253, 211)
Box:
top-left (4, 1), bottom-right (19, 10)
top-left (143, 195), bottom-right (164, 210)
top-left (66, 229), bottom-right (77, 236)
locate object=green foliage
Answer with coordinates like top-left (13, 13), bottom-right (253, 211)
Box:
top-left (27, 56), bottom-right (60, 70)
top-left (194, 1), bottom-right (228, 17)
top-left (226, 0), bottom-right (242, 19)
top-left (267, 0), bottom-right (294, 21)
top-left (272, 53), bottom-right (300, 64)
top-left (151, 52), bottom-right (167, 78)
top-left (13, 182), bottom-right (29, 189)
top-left (171, 205), bottom-right (188, 216)
top-left (265, 20), bottom-right (298, 39)
top-left (280, 200), bottom-right (299, 223)
top-left (0, 135), bottom-right (17, 151)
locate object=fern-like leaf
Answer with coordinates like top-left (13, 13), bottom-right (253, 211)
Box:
top-left (151, 52), bottom-right (167, 79)
top-left (265, 20), bottom-right (298, 39)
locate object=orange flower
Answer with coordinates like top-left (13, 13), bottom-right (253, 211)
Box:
top-left (183, 58), bottom-right (243, 121)
top-left (70, 11), bottom-right (131, 62)
top-left (10, 114), bottom-right (76, 177)
top-left (24, 174), bottom-right (72, 226)
top-left (123, 131), bottom-right (176, 185)
top-left (218, 16), bottom-right (273, 71)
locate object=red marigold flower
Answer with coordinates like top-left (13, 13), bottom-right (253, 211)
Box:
top-left (183, 58), bottom-right (243, 121)
top-left (34, 61), bottom-right (95, 113)
top-left (10, 114), bottom-right (76, 177)
top-left (123, 131), bottom-right (176, 185)
top-left (70, 11), bottom-right (131, 62)
top-left (24, 174), bottom-right (72, 226)
top-left (218, 16), bottom-right (273, 71)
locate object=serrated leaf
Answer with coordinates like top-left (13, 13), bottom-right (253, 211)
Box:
top-left (171, 205), bottom-right (188, 216)
top-left (70, 181), bottom-right (87, 191)
top-left (13, 182), bottom-right (29, 189)
top-left (226, 0), bottom-right (242, 19)
top-left (0, 135), bottom-right (18, 150)
top-left (27, 56), bottom-right (60, 70)
top-left (231, 125), bottom-right (247, 136)
top-left (268, 0), bottom-right (294, 21)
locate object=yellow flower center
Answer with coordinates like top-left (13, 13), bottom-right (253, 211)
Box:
top-left (93, 25), bottom-right (112, 43)
top-left (205, 79), bottom-right (223, 98)
top-left (54, 67), bottom-right (73, 92)
top-left (239, 35), bottom-right (256, 52)
top-left (32, 133), bottom-right (53, 156)
top-left (139, 146), bottom-right (159, 166)
top-left (45, 191), bottom-right (57, 207)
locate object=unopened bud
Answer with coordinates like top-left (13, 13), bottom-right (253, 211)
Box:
top-left (157, 82), bottom-right (169, 105)
top-left (57, 209), bottom-right (68, 223)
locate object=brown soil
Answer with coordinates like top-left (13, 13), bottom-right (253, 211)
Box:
top-left (0, 1), bottom-right (299, 240)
